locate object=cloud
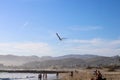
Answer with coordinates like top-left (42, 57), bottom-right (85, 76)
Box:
top-left (71, 38), bottom-right (102, 44)
top-left (70, 26), bottom-right (102, 31)
top-left (60, 39), bottom-right (120, 56)
top-left (0, 42), bottom-right (53, 56)
top-left (0, 39), bottom-right (120, 57)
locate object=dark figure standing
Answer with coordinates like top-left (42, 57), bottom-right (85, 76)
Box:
top-left (45, 73), bottom-right (47, 80)
top-left (56, 73), bottom-right (59, 79)
top-left (38, 73), bottom-right (42, 80)
top-left (70, 71), bottom-right (73, 77)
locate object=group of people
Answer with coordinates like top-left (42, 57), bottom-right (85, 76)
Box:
top-left (38, 73), bottom-right (47, 80)
top-left (91, 70), bottom-right (106, 80)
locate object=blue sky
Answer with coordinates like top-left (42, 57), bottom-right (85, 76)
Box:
top-left (0, 0), bottom-right (120, 56)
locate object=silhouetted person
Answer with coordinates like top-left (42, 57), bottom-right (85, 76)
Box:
top-left (56, 73), bottom-right (59, 79)
top-left (43, 73), bottom-right (47, 80)
top-left (70, 71), bottom-right (73, 77)
top-left (45, 73), bottom-right (47, 80)
top-left (38, 73), bottom-right (42, 80)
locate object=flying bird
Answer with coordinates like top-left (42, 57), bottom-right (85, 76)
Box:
top-left (56, 33), bottom-right (67, 41)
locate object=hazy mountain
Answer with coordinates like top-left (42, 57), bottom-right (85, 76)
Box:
top-left (55, 54), bottom-right (98, 60)
top-left (0, 54), bottom-right (97, 66)
top-left (0, 55), bottom-right (52, 66)
top-left (21, 55), bottom-right (120, 69)
top-left (0, 54), bottom-right (120, 69)
top-left (21, 58), bottom-right (86, 69)
top-left (86, 56), bottom-right (120, 67)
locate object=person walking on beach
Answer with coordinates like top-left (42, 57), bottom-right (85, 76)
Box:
top-left (38, 73), bottom-right (42, 80)
top-left (43, 73), bottom-right (47, 80)
top-left (56, 73), bottom-right (59, 79)
top-left (45, 73), bottom-right (47, 80)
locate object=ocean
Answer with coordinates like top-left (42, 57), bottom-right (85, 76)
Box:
top-left (0, 73), bottom-right (58, 80)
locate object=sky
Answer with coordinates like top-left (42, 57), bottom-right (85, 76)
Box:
top-left (0, 0), bottom-right (120, 57)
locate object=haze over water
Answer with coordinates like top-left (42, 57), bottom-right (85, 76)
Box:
top-left (0, 73), bottom-right (57, 80)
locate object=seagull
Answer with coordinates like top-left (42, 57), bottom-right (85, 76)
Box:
top-left (56, 33), bottom-right (66, 41)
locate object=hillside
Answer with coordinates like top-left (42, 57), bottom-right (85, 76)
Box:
top-left (22, 55), bottom-right (120, 69)
top-left (0, 54), bottom-right (120, 69)
top-left (21, 58), bottom-right (86, 69)
top-left (0, 55), bottom-right (52, 66)
top-left (0, 54), bottom-right (97, 66)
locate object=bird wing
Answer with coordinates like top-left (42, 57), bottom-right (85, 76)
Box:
top-left (56, 33), bottom-right (62, 40)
